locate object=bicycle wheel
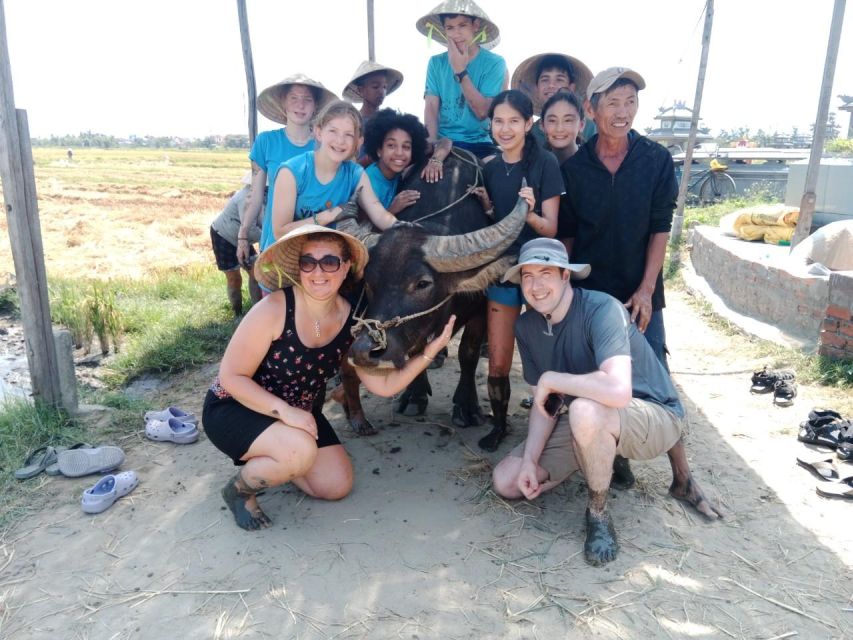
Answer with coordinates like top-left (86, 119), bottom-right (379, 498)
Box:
top-left (699, 172), bottom-right (737, 204)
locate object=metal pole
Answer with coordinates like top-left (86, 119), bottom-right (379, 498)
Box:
top-left (236, 0), bottom-right (257, 145)
top-left (0, 0), bottom-right (63, 406)
top-left (367, 0), bottom-right (375, 62)
top-left (670, 0), bottom-right (714, 247)
top-left (790, 0), bottom-right (846, 248)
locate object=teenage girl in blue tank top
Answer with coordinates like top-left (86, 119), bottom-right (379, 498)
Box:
top-left (270, 101), bottom-right (400, 240)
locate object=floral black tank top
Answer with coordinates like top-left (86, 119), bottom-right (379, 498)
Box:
top-left (211, 287), bottom-right (355, 411)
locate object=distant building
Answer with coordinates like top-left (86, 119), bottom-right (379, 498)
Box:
top-left (646, 101), bottom-right (712, 153)
top-left (840, 95), bottom-right (853, 138)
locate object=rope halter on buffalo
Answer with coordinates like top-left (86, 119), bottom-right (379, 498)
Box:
top-left (349, 293), bottom-right (453, 353)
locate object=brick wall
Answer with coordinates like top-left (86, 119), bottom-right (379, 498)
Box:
top-left (819, 273), bottom-right (853, 360)
top-left (690, 227), bottom-right (829, 343)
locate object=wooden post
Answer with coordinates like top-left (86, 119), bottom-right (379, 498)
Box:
top-left (790, 0), bottom-right (846, 248)
top-left (670, 0), bottom-right (714, 247)
top-left (0, 0), bottom-right (62, 406)
top-left (367, 0), bottom-right (375, 62)
top-left (236, 0), bottom-right (257, 145)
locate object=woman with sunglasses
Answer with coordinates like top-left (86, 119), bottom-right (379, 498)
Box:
top-left (202, 225), bottom-right (456, 531)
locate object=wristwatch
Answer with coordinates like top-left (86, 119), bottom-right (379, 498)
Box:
top-left (454, 69), bottom-right (468, 83)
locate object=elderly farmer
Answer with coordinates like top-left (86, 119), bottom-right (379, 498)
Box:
top-left (209, 171), bottom-right (262, 316)
top-left (491, 238), bottom-right (720, 566)
top-left (417, 0), bottom-right (508, 166)
top-left (511, 52), bottom-right (594, 145)
top-left (203, 226), bottom-right (455, 530)
top-left (236, 74), bottom-right (337, 269)
top-left (560, 67), bottom-right (677, 368)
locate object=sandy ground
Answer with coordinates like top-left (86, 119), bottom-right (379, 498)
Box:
top-left (0, 286), bottom-right (851, 639)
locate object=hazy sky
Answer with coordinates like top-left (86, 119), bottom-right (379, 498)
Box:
top-left (4, 0), bottom-right (852, 139)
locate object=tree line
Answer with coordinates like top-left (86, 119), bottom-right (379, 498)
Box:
top-left (31, 131), bottom-right (251, 149)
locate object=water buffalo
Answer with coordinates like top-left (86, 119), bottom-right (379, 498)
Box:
top-left (337, 150), bottom-right (527, 451)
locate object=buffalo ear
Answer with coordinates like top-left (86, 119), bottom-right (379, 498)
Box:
top-left (446, 256), bottom-right (516, 294)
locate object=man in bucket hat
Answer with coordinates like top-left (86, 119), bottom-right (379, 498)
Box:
top-left (416, 0), bottom-right (507, 159)
top-left (491, 238), bottom-right (721, 566)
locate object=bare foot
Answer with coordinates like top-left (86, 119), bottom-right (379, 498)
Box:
top-left (670, 475), bottom-right (722, 520)
top-left (584, 508), bottom-right (619, 566)
top-left (222, 478), bottom-right (273, 530)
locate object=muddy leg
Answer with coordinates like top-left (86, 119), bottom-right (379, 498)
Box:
top-left (221, 469), bottom-right (272, 531)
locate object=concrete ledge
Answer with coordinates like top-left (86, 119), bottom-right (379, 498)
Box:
top-left (689, 226), bottom-right (829, 346)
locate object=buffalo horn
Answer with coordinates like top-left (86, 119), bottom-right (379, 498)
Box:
top-left (422, 184), bottom-right (529, 273)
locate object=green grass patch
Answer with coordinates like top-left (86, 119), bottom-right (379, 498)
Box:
top-left (49, 264), bottom-right (238, 388)
top-left (0, 398), bottom-right (82, 524)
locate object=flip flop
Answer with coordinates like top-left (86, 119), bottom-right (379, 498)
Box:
top-left (81, 471), bottom-right (139, 514)
top-left (145, 418), bottom-right (199, 444)
top-left (815, 478), bottom-right (853, 501)
top-left (14, 446), bottom-right (58, 480)
top-left (57, 446), bottom-right (124, 477)
top-left (45, 443), bottom-right (94, 476)
top-left (144, 407), bottom-right (198, 426)
top-left (796, 456), bottom-right (853, 482)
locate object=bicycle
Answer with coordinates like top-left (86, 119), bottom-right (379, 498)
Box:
top-left (682, 158), bottom-right (737, 205)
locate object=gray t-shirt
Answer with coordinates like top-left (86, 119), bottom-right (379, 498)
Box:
top-left (210, 187), bottom-right (261, 245)
top-left (515, 287), bottom-right (684, 418)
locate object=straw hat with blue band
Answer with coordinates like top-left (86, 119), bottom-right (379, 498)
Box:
top-left (254, 224), bottom-right (369, 292)
top-left (257, 74), bottom-right (338, 125)
top-left (415, 0), bottom-right (500, 50)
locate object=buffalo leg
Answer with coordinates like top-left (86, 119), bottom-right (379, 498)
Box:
top-left (480, 375), bottom-right (510, 451)
top-left (452, 317), bottom-right (486, 428)
top-left (339, 358), bottom-right (377, 436)
top-left (397, 371), bottom-right (431, 416)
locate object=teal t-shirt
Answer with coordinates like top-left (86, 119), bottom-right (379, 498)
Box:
top-left (365, 163), bottom-right (399, 209)
top-left (425, 48), bottom-right (506, 144)
top-left (277, 151), bottom-right (363, 228)
top-left (250, 129), bottom-right (314, 250)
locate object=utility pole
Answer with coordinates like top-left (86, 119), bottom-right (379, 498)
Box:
top-left (670, 0), bottom-right (714, 247)
top-left (790, 0), bottom-right (846, 248)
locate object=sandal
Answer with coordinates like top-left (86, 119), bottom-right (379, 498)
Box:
top-left (815, 477), bottom-right (853, 501)
top-left (808, 407), bottom-right (843, 423)
top-left (797, 421), bottom-right (842, 448)
top-left (773, 379), bottom-right (797, 406)
top-left (750, 366), bottom-right (795, 394)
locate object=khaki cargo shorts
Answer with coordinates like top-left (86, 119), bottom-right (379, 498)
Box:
top-left (508, 398), bottom-right (684, 485)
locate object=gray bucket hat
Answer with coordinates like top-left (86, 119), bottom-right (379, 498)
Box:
top-left (502, 238), bottom-right (590, 284)
top-left (257, 74), bottom-right (338, 125)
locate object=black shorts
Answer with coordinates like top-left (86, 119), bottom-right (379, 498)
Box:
top-left (202, 390), bottom-right (341, 465)
top-left (210, 226), bottom-right (256, 272)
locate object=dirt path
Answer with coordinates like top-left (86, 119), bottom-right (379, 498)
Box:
top-left (1, 289), bottom-right (851, 639)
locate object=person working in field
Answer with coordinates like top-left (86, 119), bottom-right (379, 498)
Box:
top-left (491, 238), bottom-right (721, 566)
top-left (209, 171), bottom-right (262, 316)
top-left (203, 226), bottom-right (455, 530)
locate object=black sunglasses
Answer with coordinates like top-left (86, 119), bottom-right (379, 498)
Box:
top-left (298, 254), bottom-right (344, 273)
